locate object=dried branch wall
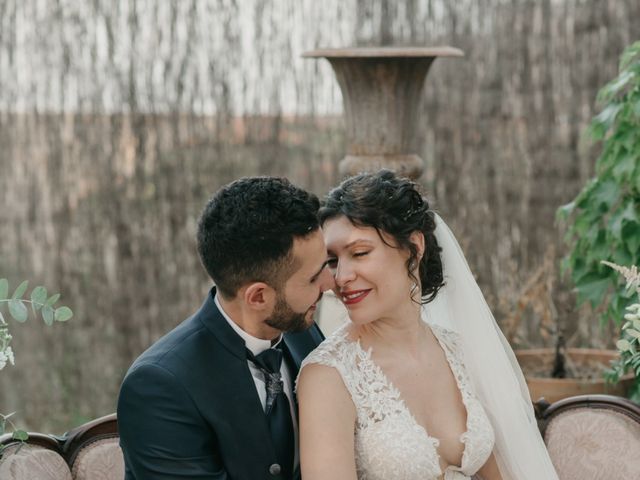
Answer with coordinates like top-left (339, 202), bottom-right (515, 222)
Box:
top-left (1, 0), bottom-right (639, 430)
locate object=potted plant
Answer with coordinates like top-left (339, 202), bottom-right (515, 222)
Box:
top-left (515, 41), bottom-right (640, 403)
top-left (515, 345), bottom-right (634, 404)
top-left (506, 250), bottom-right (635, 403)
top-left (0, 279), bottom-right (72, 456)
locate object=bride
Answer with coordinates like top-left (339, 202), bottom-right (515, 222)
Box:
top-left (297, 170), bottom-right (558, 480)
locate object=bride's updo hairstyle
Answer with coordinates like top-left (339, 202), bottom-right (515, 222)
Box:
top-left (319, 169), bottom-right (444, 304)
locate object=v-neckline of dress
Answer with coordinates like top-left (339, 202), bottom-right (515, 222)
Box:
top-left (348, 322), bottom-right (472, 476)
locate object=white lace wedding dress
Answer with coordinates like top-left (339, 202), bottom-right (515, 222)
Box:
top-left (300, 322), bottom-right (495, 480)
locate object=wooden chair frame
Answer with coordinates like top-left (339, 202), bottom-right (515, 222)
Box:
top-left (534, 394), bottom-right (640, 438)
top-left (61, 413), bottom-right (118, 466)
top-left (0, 431), bottom-right (61, 453)
top-left (0, 413), bottom-right (118, 468)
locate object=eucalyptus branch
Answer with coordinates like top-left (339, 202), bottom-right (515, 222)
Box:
top-left (1, 412), bottom-right (19, 433)
top-left (0, 279), bottom-right (73, 326)
top-left (0, 299), bottom-right (47, 307)
top-left (0, 413), bottom-right (28, 455)
top-left (0, 279), bottom-right (73, 455)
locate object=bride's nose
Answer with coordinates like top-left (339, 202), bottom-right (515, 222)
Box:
top-left (334, 259), bottom-right (356, 287)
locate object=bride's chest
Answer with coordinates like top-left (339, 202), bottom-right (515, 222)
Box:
top-left (353, 396), bottom-right (493, 480)
top-left (345, 345), bottom-right (494, 479)
top-left (355, 410), bottom-right (442, 479)
top-left (377, 360), bottom-right (469, 465)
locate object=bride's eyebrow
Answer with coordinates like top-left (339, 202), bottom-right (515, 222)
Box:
top-left (327, 239), bottom-right (374, 254)
top-left (345, 239), bottom-right (374, 248)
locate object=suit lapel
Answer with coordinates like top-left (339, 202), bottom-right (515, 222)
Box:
top-left (200, 287), bottom-right (325, 371)
top-left (282, 323), bottom-right (324, 410)
top-left (197, 290), bottom-right (325, 477)
top-left (197, 290), bottom-right (278, 470)
top-left (282, 323), bottom-right (324, 372)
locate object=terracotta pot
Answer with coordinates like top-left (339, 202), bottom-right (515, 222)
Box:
top-left (514, 348), bottom-right (635, 404)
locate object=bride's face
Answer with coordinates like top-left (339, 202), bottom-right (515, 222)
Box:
top-left (323, 215), bottom-right (416, 325)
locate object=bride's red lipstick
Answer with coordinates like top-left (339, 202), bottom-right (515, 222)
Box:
top-left (341, 289), bottom-right (371, 305)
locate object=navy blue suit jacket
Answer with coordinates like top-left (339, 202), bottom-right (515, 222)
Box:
top-left (117, 289), bottom-right (324, 479)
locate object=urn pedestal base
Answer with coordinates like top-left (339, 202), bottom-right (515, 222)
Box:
top-left (340, 154), bottom-right (424, 179)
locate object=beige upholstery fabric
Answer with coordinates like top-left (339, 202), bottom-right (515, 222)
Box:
top-left (70, 437), bottom-right (124, 480)
top-left (545, 407), bottom-right (640, 480)
top-left (0, 444), bottom-right (72, 480)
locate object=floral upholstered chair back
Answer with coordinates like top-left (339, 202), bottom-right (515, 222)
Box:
top-left (537, 394), bottom-right (640, 480)
top-left (0, 414), bottom-right (124, 480)
top-left (0, 440), bottom-right (72, 480)
top-left (65, 413), bottom-right (124, 480)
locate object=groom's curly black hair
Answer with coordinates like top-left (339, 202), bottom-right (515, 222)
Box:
top-left (197, 177), bottom-right (320, 299)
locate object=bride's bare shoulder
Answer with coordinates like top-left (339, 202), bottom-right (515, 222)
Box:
top-left (297, 358), bottom-right (353, 415)
top-left (297, 325), bottom-right (350, 387)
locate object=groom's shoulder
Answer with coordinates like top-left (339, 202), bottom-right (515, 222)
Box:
top-left (281, 322), bottom-right (325, 368)
top-left (125, 300), bottom-right (219, 380)
top-left (133, 316), bottom-right (201, 365)
top-left (285, 321), bottom-right (324, 349)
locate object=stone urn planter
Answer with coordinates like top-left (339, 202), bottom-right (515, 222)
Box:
top-left (515, 348), bottom-right (635, 404)
top-left (303, 46), bottom-right (463, 179)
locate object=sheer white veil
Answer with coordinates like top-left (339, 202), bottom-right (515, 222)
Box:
top-left (424, 214), bottom-right (558, 479)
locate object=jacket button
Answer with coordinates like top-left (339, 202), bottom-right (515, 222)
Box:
top-left (269, 463), bottom-right (282, 476)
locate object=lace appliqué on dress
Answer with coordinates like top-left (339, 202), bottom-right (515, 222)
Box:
top-left (430, 324), bottom-right (495, 478)
top-left (299, 322), bottom-right (495, 480)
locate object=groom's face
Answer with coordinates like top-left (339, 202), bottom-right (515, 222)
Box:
top-left (265, 229), bottom-right (334, 332)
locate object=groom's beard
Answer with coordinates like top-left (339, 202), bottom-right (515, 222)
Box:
top-left (265, 291), bottom-right (319, 333)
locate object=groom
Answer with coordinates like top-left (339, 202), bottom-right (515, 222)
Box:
top-left (117, 177), bottom-right (334, 479)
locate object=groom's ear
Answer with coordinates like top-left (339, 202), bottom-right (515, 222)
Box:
top-left (243, 282), bottom-right (276, 311)
top-left (409, 231), bottom-right (425, 261)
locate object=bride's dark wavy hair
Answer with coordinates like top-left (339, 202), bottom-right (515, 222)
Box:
top-left (319, 169), bottom-right (444, 304)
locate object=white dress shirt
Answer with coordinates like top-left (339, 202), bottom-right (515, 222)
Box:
top-left (214, 295), bottom-right (299, 469)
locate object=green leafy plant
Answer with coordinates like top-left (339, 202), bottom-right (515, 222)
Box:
top-left (602, 262), bottom-right (640, 402)
top-left (0, 278), bottom-right (72, 455)
top-left (558, 41), bottom-right (640, 330)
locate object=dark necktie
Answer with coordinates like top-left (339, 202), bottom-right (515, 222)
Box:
top-left (246, 346), bottom-right (294, 479)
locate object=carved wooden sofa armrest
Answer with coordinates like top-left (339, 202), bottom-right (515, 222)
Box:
top-left (0, 413), bottom-right (123, 480)
top-left (62, 413), bottom-right (123, 479)
top-left (534, 394), bottom-right (640, 479)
